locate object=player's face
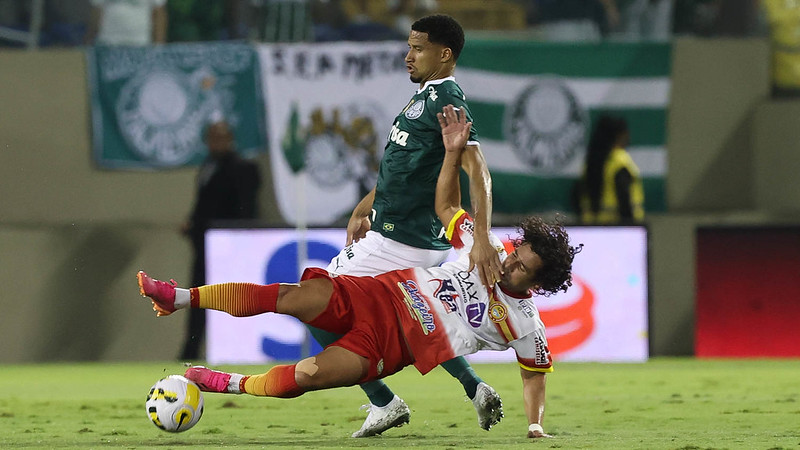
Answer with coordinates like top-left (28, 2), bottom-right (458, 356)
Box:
top-left (500, 244), bottom-right (543, 294)
top-left (406, 30), bottom-right (448, 86)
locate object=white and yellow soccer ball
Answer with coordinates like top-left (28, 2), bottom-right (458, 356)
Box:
top-left (145, 375), bottom-right (204, 432)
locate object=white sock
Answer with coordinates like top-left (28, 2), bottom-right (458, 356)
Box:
top-left (174, 288), bottom-right (191, 309)
top-left (228, 373), bottom-right (244, 394)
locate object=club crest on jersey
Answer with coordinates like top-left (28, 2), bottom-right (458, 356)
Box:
top-left (489, 302), bottom-right (508, 323)
top-left (404, 99), bottom-right (425, 119)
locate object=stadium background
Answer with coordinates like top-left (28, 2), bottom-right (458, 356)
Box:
top-left (0, 11), bottom-right (797, 363)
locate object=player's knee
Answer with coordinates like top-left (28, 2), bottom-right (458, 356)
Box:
top-left (294, 357), bottom-right (320, 389)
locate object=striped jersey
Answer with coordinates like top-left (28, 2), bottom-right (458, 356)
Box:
top-left (375, 209), bottom-right (553, 375)
top-left (371, 77), bottom-right (479, 250)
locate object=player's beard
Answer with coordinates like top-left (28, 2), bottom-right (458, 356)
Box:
top-left (409, 74), bottom-right (422, 83)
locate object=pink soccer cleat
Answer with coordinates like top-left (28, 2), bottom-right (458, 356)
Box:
top-left (185, 366), bottom-right (232, 393)
top-left (137, 271), bottom-right (178, 316)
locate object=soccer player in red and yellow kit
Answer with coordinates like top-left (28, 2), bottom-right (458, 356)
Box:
top-left (138, 105), bottom-right (580, 438)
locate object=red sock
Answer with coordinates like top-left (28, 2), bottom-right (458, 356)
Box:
top-left (190, 283), bottom-right (279, 317)
top-left (240, 364), bottom-right (304, 398)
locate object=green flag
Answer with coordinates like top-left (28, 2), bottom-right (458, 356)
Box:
top-left (87, 42), bottom-right (266, 169)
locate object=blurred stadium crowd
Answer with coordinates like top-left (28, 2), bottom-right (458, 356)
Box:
top-left (0, 0), bottom-right (769, 48)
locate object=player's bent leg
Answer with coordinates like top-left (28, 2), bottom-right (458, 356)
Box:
top-left (295, 346), bottom-right (410, 437)
top-left (137, 271), bottom-right (336, 325)
top-left (275, 278), bottom-right (334, 323)
top-left (293, 346), bottom-right (368, 391)
top-left (184, 364), bottom-right (307, 398)
top-left (305, 323), bottom-right (407, 436)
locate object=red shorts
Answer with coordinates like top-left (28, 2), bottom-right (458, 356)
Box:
top-left (301, 268), bottom-right (414, 383)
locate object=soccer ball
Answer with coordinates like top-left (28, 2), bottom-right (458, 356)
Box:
top-left (145, 375), bottom-right (204, 432)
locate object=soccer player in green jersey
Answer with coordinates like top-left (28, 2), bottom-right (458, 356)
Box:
top-left (313, 14), bottom-right (505, 437)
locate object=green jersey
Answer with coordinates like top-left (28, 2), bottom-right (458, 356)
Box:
top-left (371, 77), bottom-right (480, 250)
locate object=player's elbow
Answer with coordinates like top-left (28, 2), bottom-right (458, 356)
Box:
top-left (436, 206), bottom-right (457, 230)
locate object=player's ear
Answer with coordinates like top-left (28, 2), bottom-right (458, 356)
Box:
top-left (441, 47), bottom-right (453, 63)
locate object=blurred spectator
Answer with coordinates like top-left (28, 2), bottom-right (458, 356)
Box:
top-left (180, 118), bottom-right (261, 360)
top-left (761, 0), bottom-right (800, 98)
top-left (251, 0), bottom-right (312, 42)
top-left (573, 115), bottom-right (644, 224)
top-left (45, 1), bottom-right (91, 46)
top-left (385, 0), bottom-right (438, 36)
top-left (528, 0), bottom-right (620, 41)
top-left (614, 0), bottom-right (674, 41)
top-left (309, 0), bottom-right (352, 41)
top-left (672, 0), bottom-right (758, 37)
top-left (311, 0), bottom-right (406, 41)
top-left (85, 0), bottom-right (167, 45)
top-left (167, 0), bottom-right (248, 42)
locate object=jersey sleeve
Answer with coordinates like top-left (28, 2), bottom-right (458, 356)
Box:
top-left (445, 208), bottom-right (508, 263)
top-left (511, 328), bottom-right (554, 373)
top-left (425, 84), bottom-right (479, 144)
top-left (445, 209), bottom-right (474, 254)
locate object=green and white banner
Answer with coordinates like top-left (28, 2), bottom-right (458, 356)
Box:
top-left (456, 41), bottom-right (671, 214)
top-left (259, 41), bottom-right (671, 225)
top-left (259, 42), bottom-right (411, 225)
top-left (88, 43), bottom-right (266, 169)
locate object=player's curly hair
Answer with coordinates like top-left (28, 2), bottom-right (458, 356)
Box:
top-left (411, 14), bottom-right (465, 60)
top-left (512, 216), bottom-right (583, 297)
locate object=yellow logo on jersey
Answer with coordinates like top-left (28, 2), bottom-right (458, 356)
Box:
top-left (490, 302), bottom-right (507, 323)
top-left (383, 223), bottom-right (395, 232)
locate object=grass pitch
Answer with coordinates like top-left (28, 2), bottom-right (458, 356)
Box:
top-left (1, 358), bottom-right (798, 449)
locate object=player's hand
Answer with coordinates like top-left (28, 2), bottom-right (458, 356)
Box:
top-left (437, 104), bottom-right (471, 154)
top-left (468, 232), bottom-right (503, 290)
top-left (527, 429), bottom-right (552, 438)
top-left (346, 215), bottom-right (371, 245)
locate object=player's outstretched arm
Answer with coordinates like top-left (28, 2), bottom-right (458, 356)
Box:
top-left (521, 368), bottom-right (551, 438)
top-left (435, 104), bottom-right (471, 227)
top-left (461, 145), bottom-right (503, 290)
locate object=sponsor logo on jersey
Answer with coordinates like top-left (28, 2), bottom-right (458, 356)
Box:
top-left (427, 86), bottom-right (438, 101)
top-left (517, 299), bottom-right (536, 318)
top-left (466, 303), bottom-right (486, 328)
top-left (534, 335), bottom-right (551, 366)
top-left (432, 278), bottom-right (459, 313)
top-left (404, 99), bottom-right (425, 119)
top-left (505, 78), bottom-right (587, 173)
top-left (459, 217), bottom-right (474, 236)
top-left (389, 121), bottom-right (409, 146)
top-left (455, 270), bottom-right (480, 305)
top-left (398, 280), bottom-right (436, 334)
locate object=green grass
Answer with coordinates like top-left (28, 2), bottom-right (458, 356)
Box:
top-left (1, 359), bottom-right (799, 449)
